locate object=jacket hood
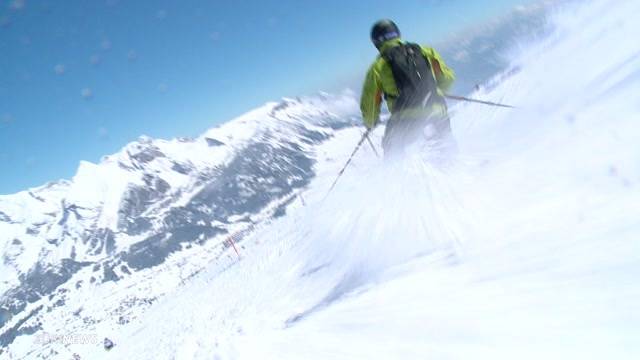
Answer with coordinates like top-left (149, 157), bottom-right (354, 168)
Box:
top-left (378, 38), bottom-right (404, 54)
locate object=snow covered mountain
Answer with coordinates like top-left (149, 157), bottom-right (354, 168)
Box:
top-left (3, 0), bottom-right (640, 358)
top-left (0, 92), bottom-right (361, 356)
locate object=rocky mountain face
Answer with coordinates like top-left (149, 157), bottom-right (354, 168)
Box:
top-left (0, 92), bottom-right (360, 353)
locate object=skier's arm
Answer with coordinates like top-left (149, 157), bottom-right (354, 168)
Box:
top-left (360, 65), bottom-right (383, 129)
top-left (421, 47), bottom-right (455, 93)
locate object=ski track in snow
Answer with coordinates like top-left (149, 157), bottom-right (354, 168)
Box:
top-left (15, 0), bottom-right (640, 358)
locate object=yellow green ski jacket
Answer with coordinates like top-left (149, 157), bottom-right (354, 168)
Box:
top-left (360, 38), bottom-right (455, 129)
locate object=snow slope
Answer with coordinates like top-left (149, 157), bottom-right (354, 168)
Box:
top-left (76, 0), bottom-right (638, 359)
top-left (3, 0), bottom-right (640, 358)
top-left (0, 91), bottom-right (362, 357)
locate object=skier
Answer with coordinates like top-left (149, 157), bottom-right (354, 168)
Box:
top-left (361, 19), bottom-right (456, 158)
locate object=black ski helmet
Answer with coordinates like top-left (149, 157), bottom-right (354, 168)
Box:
top-left (371, 19), bottom-right (401, 49)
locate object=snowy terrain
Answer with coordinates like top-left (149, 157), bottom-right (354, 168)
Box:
top-left (2, 0), bottom-right (640, 358)
top-left (0, 90), bottom-right (362, 358)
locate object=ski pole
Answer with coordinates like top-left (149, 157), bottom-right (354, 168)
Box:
top-left (365, 132), bottom-right (380, 158)
top-left (326, 129), bottom-right (371, 196)
top-left (445, 94), bottom-right (515, 108)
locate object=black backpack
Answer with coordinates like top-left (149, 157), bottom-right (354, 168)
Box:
top-left (382, 43), bottom-right (442, 111)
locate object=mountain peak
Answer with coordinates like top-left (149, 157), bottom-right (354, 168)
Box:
top-left (0, 91), bottom-right (362, 353)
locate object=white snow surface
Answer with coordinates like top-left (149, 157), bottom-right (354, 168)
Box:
top-left (6, 0), bottom-right (640, 358)
top-left (77, 1), bottom-right (640, 359)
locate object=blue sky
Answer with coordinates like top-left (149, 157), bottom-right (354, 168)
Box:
top-left (0, 0), bottom-right (533, 194)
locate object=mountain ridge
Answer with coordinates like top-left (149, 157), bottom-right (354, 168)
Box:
top-left (0, 90), bottom-right (360, 352)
